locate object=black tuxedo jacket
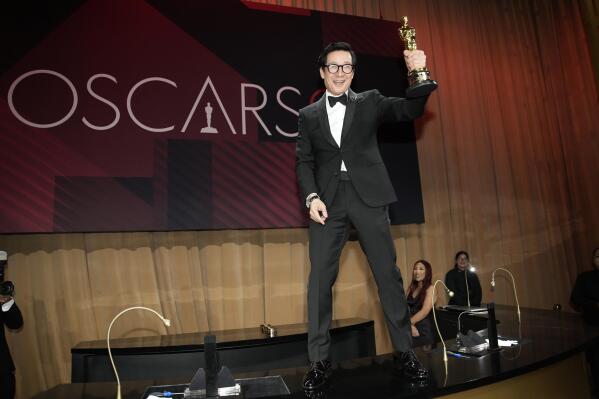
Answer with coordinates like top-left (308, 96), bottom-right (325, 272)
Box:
top-left (296, 89), bottom-right (429, 207)
top-left (0, 302), bottom-right (23, 373)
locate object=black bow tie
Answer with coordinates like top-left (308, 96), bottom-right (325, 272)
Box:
top-left (328, 94), bottom-right (348, 107)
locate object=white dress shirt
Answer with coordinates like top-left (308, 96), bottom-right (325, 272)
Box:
top-left (305, 90), bottom-right (350, 206)
top-left (325, 91), bottom-right (348, 171)
top-left (2, 298), bottom-right (14, 312)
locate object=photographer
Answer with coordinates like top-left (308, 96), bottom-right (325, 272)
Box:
top-left (0, 251), bottom-right (23, 399)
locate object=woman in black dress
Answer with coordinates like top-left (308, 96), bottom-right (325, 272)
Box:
top-left (406, 260), bottom-right (435, 349)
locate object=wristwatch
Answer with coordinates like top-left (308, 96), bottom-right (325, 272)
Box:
top-left (306, 193), bottom-right (320, 208)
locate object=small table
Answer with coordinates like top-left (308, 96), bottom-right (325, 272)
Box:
top-left (71, 318), bottom-right (375, 383)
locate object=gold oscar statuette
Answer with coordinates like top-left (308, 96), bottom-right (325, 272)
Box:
top-left (398, 16), bottom-right (438, 97)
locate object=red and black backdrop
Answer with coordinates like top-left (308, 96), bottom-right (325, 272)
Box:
top-left (0, 0), bottom-right (424, 233)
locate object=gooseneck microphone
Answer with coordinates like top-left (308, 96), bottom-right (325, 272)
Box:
top-left (491, 267), bottom-right (521, 324)
top-left (487, 302), bottom-right (499, 350)
top-left (107, 306), bottom-right (171, 399)
top-left (464, 265), bottom-right (476, 308)
top-left (432, 279), bottom-right (454, 362)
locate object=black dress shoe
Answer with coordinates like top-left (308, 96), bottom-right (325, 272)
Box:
top-left (302, 360), bottom-right (332, 390)
top-left (394, 350), bottom-right (430, 380)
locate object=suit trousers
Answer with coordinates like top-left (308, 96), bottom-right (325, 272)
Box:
top-left (0, 371), bottom-right (15, 399)
top-left (307, 174), bottom-right (412, 361)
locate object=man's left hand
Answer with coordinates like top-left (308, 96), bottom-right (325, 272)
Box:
top-left (403, 49), bottom-right (426, 72)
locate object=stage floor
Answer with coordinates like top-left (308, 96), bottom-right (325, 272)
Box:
top-left (37, 305), bottom-right (599, 399)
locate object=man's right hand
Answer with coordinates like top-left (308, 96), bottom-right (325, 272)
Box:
top-left (411, 325), bottom-right (420, 337)
top-left (309, 198), bottom-right (328, 225)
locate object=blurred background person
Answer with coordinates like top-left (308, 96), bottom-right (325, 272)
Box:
top-left (445, 250), bottom-right (482, 307)
top-left (406, 260), bottom-right (435, 350)
top-left (0, 250), bottom-right (23, 399)
top-left (571, 247), bottom-right (599, 397)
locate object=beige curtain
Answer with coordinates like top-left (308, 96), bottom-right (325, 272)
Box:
top-left (2, 1), bottom-right (599, 398)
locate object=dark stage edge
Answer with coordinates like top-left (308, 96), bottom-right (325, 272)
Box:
top-left (39, 306), bottom-right (599, 398)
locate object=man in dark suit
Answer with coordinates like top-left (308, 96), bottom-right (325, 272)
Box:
top-left (296, 42), bottom-right (431, 390)
top-left (0, 251), bottom-right (23, 399)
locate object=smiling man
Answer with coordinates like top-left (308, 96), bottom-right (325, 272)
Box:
top-left (296, 42), bottom-right (432, 391)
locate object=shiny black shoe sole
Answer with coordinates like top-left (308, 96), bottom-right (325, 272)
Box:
top-left (401, 370), bottom-right (430, 381)
top-left (393, 363), bottom-right (430, 381)
top-left (302, 369), bottom-right (332, 391)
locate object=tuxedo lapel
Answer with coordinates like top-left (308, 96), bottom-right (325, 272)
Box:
top-left (316, 95), bottom-right (338, 148)
top-left (340, 89), bottom-right (357, 146)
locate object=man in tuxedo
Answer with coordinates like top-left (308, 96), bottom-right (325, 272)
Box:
top-left (0, 252), bottom-right (23, 399)
top-left (296, 41), bottom-right (431, 390)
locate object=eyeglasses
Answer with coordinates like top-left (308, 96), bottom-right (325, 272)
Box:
top-left (324, 64), bottom-right (355, 74)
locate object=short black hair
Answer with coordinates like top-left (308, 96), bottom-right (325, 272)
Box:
top-left (317, 42), bottom-right (357, 69)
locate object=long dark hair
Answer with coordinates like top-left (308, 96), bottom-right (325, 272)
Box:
top-left (406, 260), bottom-right (433, 308)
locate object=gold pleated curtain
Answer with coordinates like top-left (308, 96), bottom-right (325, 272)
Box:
top-left (2, 1), bottom-right (599, 398)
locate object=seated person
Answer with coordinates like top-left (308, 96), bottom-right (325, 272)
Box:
top-left (571, 247), bottom-right (599, 325)
top-left (406, 260), bottom-right (435, 349)
top-left (445, 250), bottom-right (482, 307)
top-left (571, 247), bottom-right (599, 395)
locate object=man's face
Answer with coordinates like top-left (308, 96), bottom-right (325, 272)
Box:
top-left (320, 50), bottom-right (354, 96)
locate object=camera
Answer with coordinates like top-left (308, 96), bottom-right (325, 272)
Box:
top-left (0, 250), bottom-right (14, 297)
